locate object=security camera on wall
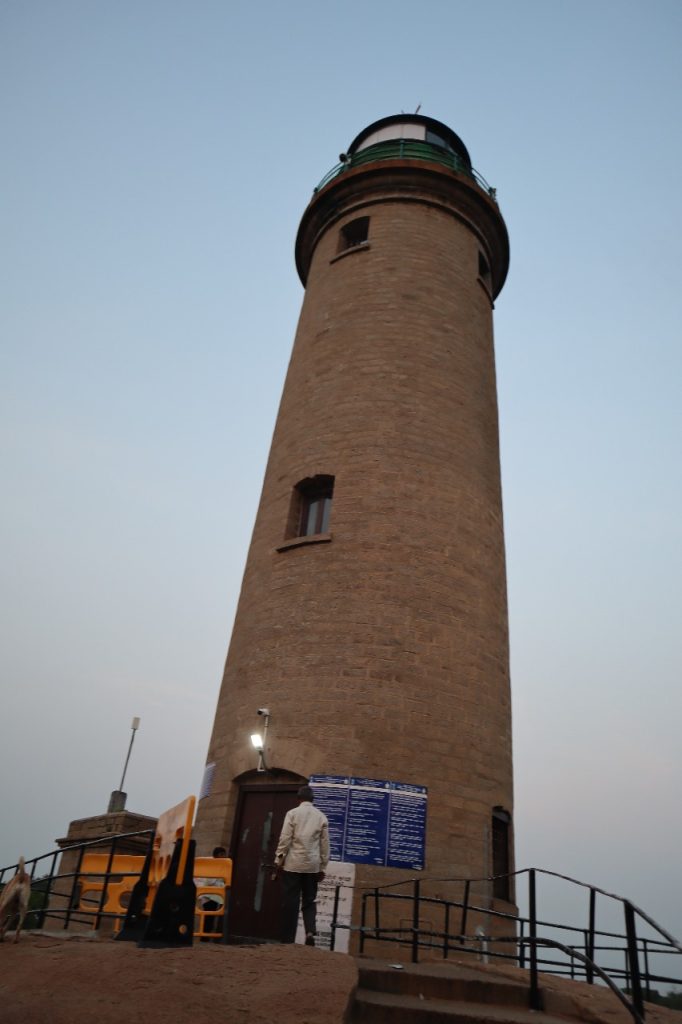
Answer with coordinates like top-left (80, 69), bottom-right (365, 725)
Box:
top-left (257, 708), bottom-right (270, 717)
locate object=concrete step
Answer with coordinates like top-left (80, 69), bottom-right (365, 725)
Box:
top-left (357, 960), bottom-right (531, 1008)
top-left (350, 989), bottom-right (570, 1024)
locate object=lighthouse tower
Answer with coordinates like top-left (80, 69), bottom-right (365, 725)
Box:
top-left (195, 114), bottom-right (514, 943)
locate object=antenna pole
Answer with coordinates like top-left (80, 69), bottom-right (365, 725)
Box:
top-left (119, 717), bottom-right (140, 792)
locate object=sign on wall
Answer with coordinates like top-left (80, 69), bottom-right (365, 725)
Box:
top-left (309, 775), bottom-right (427, 871)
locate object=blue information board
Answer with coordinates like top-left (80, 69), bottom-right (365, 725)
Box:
top-left (309, 775), bottom-right (427, 870)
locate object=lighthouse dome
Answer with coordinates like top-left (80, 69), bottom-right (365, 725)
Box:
top-left (348, 113), bottom-right (472, 170)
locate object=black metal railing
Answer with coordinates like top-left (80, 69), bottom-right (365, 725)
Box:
top-left (329, 866), bottom-right (682, 1024)
top-left (4, 847), bottom-right (679, 1023)
top-left (0, 830), bottom-right (154, 932)
top-left (313, 139), bottom-right (498, 200)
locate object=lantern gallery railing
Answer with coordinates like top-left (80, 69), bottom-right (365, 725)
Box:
top-left (314, 139), bottom-right (498, 200)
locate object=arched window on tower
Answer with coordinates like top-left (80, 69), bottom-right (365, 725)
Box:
top-left (491, 807), bottom-right (511, 901)
top-left (478, 250), bottom-right (492, 295)
top-left (289, 475), bottom-right (335, 538)
top-left (338, 216), bottom-right (369, 253)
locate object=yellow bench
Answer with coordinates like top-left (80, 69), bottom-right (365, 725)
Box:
top-left (194, 856), bottom-right (232, 940)
top-left (76, 797), bottom-right (232, 944)
top-left (78, 852), bottom-right (146, 927)
top-left (79, 852), bottom-right (232, 937)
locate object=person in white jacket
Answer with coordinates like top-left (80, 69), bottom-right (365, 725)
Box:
top-left (274, 785), bottom-right (330, 945)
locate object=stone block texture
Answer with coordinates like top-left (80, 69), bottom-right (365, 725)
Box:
top-left (195, 146), bottom-right (514, 915)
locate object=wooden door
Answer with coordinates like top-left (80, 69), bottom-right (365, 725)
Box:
top-left (227, 785), bottom-right (299, 942)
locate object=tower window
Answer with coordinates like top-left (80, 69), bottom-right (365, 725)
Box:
top-left (425, 129), bottom-right (453, 153)
top-left (290, 475), bottom-right (334, 537)
top-left (338, 216), bottom-right (369, 253)
top-left (492, 807), bottom-right (511, 901)
top-left (478, 250), bottom-right (492, 291)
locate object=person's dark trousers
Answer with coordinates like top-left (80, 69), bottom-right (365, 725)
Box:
top-left (281, 871), bottom-right (319, 943)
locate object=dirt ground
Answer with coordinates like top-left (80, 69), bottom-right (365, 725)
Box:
top-left (0, 933), bottom-right (358, 1024)
top-left (2, 932), bottom-right (679, 1024)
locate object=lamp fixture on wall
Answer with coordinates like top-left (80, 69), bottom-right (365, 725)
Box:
top-left (250, 708), bottom-right (270, 772)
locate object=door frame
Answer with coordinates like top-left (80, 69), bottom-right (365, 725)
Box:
top-left (227, 769), bottom-right (307, 943)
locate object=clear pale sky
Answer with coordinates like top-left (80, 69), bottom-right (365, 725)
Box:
top-left (2, 1), bottom-right (680, 945)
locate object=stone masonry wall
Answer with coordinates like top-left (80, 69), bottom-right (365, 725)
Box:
top-left (195, 166), bottom-right (514, 916)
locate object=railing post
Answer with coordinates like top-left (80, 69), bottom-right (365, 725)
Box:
top-left (412, 878), bottom-right (421, 964)
top-left (624, 901), bottom-right (645, 1021)
top-left (330, 884), bottom-right (340, 952)
top-left (528, 869), bottom-right (541, 1010)
top-left (586, 887), bottom-right (596, 984)
top-left (64, 845), bottom-right (87, 930)
top-left (94, 835), bottom-right (119, 930)
top-left (642, 938), bottom-right (651, 1002)
top-left (459, 879), bottom-right (470, 944)
top-left (443, 902), bottom-right (450, 959)
top-left (360, 891), bottom-right (367, 955)
top-left (518, 917), bottom-right (525, 969)
top-left (38, 851), bottom-right (60, 930)
top-left (374, 887), bottom-right (380, 940)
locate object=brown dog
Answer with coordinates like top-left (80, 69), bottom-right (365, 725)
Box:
top-left (0, 857), bottom-right (31, 943)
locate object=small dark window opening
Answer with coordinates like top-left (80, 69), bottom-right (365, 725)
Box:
top-left (492, 808), bottom-right (511, 901)
top-left (478, 250), bottom-right (492, 290)
top-left (425, 129), bottom-right (453, 153)
top-left (338, 216), bottom-right (369, 253)
top-left (290, 475), bottom-right (334, 537)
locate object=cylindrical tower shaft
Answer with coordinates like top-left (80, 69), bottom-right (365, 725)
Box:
top-left (195, 115), bottom-right (514, 942)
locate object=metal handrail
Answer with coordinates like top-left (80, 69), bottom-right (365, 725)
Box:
top-left (0, 830), bottom-right (155, 932)
top-left (313, 139), bottom-right (498, 201)
top-left (527, 867), bottom-right (682, 953)
top-left (345, 865), bottom-right (681, 956)
top-left (328, 866), bottom-right (681, 1022)
top-left (513, 935), bottom-right (645, 1024)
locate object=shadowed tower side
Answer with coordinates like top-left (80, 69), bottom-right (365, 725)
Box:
top-left (195, 114), bottom-right (514, 942)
